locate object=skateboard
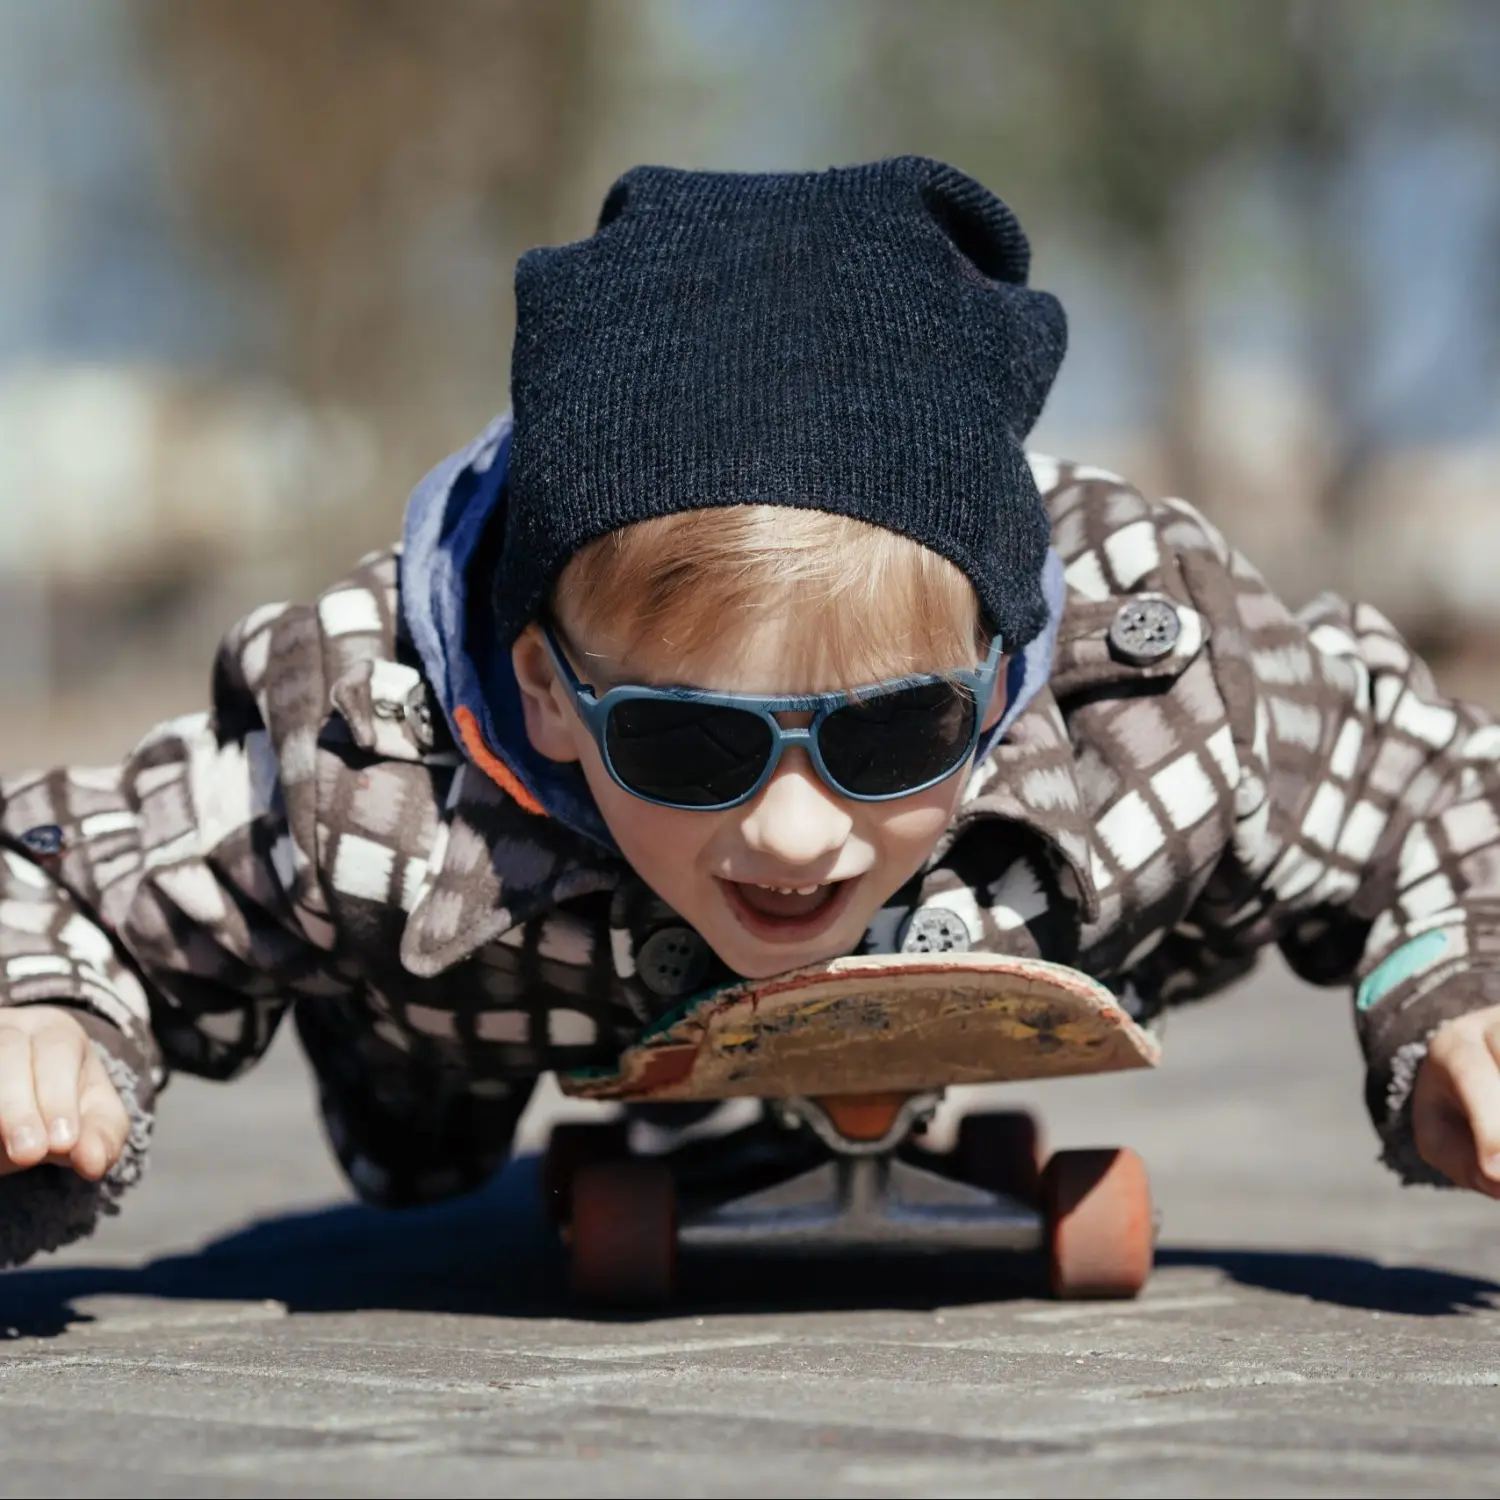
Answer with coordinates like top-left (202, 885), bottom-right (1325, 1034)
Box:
top-left (548, 951), bottom-right (1159, 1307)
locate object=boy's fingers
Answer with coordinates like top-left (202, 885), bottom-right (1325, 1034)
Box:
top-left (30, 1019), bottom-right (86, 1153)
top-left (1412, 1086), bottom-right (1469, 1187)
top-left (73, 1055), bottom-right (129, 1181)
top-left (1412, 1083), bottom-right (1498, 1195)
top-left (1437, 1037), bottom-right (1500, 1184)
top-left (0, 1024), bottom-right (47, 1170)
top-left (69, 1117), bottom-right (112, 1181)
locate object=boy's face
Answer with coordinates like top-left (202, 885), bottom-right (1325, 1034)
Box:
top-left (512, 615), bottom-right (1006, 980)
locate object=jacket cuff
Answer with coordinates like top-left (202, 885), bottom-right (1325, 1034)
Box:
top-left (0, 1009), bottom-right (155, 1267)
top-left (1362, 968), bottom-right (1499, 1188)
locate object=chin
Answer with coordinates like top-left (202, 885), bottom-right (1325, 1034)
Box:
top-left (711, 923), bottom-right (864, 981)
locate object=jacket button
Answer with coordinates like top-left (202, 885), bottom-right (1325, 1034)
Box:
top-left (18, 824), bottom-right (64, 857)
top-left (1108, 598), bottom-right (1182, 665)
top-left (637, 926), bottom-right (712, 997)
top-left (898, 907), bottom-right (973, 955)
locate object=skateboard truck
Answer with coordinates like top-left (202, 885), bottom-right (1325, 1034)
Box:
top-left (681, 1091), bottom-right (1043, 1257)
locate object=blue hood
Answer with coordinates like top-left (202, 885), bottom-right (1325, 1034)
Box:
top-left (400, 413), bottom-right (618, 850)
top-left (399, 413), bottom-right (1064, 853)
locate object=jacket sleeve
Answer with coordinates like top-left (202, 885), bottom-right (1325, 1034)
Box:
top-left (0, 610), bottom-right (353, 1263)
top-left (1163, 500), bottom-right (1500, 1184)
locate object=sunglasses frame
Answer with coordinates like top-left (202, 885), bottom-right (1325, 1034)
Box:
top-left (539, 620), bottom-right (1006, 812)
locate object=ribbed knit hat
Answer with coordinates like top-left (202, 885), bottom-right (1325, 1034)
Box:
top-left (494, 156), bottom-right (1067, 652)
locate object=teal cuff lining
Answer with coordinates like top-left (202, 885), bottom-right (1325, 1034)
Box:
top-left (1357, 929), bottom-right (1452, 1013)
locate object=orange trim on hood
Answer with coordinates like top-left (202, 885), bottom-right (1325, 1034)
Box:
top-left (454, 705), bottom-right (547, 816)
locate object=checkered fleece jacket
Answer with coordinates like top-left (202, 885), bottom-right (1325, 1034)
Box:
top-left (3, 460), bottom-right (1497, 1264)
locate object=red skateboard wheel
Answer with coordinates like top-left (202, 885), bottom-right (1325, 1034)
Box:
top-left (1042, 1147), bottom-right (1153, 1299)
top-left (541, 1119), bottom-right (630, 1226)
top-left (569, 1159), bottom-right (678, 1307)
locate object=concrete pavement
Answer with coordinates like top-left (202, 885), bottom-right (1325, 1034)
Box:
top-left (2, 963), bottom-right (1500, 1496)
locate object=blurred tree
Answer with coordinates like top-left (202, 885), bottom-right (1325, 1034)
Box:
top-left (845, 0), bottom-right (1495, 527)
top-left (118, 0), bottom-right (1500, 618)
top-left (131, 0), bottom-right (609, 557)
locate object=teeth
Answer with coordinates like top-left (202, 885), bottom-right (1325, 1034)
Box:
top-left (756, 883), bottom-right (825, 896)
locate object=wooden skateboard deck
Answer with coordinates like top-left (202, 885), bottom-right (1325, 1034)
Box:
top-left (559, 952), bottom-right (1159, 1102)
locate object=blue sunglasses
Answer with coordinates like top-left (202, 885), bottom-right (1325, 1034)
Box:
top-left (541, 621), bottom-right (1005, 811)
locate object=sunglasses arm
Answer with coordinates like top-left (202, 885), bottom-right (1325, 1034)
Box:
top-left (538, 621), bottom-right (609, 730)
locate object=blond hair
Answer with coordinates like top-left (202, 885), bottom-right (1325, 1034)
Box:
top-left (552, 506), bottom-right (987, 687)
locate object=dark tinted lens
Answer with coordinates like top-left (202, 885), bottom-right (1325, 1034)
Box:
top-left (817, 681), bottom-right (977, 797)
top-left (604, 698), bottom-right (775, 807)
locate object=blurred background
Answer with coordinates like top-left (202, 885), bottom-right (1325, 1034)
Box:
top-left (2, 0), bottom-right (1498, 770)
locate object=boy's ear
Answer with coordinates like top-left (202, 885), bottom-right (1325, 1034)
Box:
top-left (511, 623), bottom-right (583, 764)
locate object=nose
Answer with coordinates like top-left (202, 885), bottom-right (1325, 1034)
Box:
top-left (736, 750), bottom-right (853, 867)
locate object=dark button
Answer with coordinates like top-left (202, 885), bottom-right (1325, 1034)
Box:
top-left (898, 906), bottom-right (973, 955)
top-left (1108, 598), bottom-right (1182, 665)
top-left (18, 824), bottom-right (64, 857)
top-left (637, 926), bottom-right (712, 997)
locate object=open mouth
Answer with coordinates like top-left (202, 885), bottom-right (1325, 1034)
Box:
top-left (720, 877), bottom-right (857, 943)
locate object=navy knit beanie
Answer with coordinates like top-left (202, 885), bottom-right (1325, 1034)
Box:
top-left (495, 156), bottom-right (1067, 652)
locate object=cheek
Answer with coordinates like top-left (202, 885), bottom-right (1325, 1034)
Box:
top-left (864, 779), bottom-right (967, 854)
top-left (571, 735), bottom-right (722, 894)
top-left (843, 776), bottom-right (970, 909)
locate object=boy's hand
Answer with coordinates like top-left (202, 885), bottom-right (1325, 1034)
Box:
top-left (0, 1006), bottom-right (129, 1182)
top-left (1412, 1003), bottom-right (1500, 1197)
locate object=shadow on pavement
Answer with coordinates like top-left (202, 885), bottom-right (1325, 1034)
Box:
top-left (2, 1155), bottom-right (1496, 1337)
top-left (1156, 1247), bottom-right (1500, 1315)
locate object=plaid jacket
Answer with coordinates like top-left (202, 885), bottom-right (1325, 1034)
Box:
top-left (4, 458), bottom-right (1498, 1263)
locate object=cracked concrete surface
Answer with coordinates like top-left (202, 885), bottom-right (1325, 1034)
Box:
top-left (3, 961), bottom-right (1499, 1497)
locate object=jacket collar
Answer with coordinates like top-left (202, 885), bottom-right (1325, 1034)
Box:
top-left (398, 759), bottom-right (621, 978)
top-left (949, 685), bottom-right (1100, 915)
top-left (947, 574), bottom-right (1211, 926)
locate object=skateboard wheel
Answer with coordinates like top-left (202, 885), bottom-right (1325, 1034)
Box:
top-left (955, 1109), bottom-right (1043, 1203)
top-left (542, 1120), bottom-right (629, 1226)
top-left (1042, 1147), bottom-right (1153, 1300)
top-left (569, 1159), bottom-right (678, 1308)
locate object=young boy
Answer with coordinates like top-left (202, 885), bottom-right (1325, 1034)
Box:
top-left (2, 156), bottom-right (1499, 1265)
